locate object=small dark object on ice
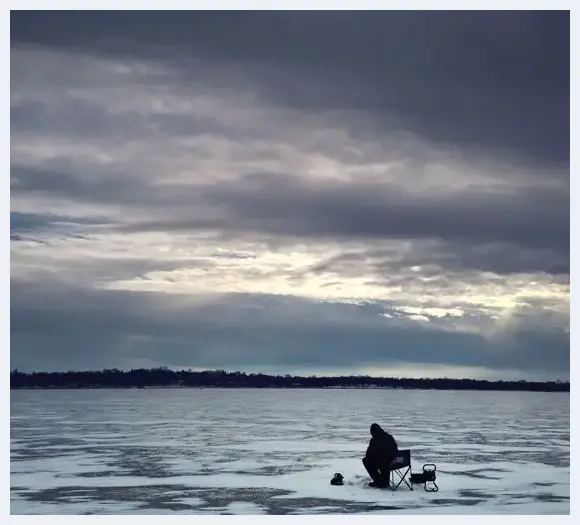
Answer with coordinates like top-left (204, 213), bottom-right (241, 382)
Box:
top-left (330, 473), bottom-right (344, 486)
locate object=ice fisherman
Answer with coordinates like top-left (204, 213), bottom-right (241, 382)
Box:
top-left (362, 423), bottom-right (399, 488)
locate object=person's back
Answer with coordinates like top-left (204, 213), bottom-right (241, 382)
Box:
top-left (367, 424), bottom-right (398, 462)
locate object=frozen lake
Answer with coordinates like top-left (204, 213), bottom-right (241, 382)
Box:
top-left (10, 388), bottom-right (569, 514)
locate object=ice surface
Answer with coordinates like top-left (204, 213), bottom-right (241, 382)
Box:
top-left (10, 388), bottom-right (569, 514)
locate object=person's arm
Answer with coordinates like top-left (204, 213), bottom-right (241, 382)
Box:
top-left (365, 437), bottom-right (376, 458)
top-left (387, 436), bottom-right (399, 462)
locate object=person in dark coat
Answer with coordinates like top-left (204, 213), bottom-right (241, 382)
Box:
top-left (362, 423), bottom-right (399, 488)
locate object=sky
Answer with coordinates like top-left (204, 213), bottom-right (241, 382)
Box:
top-left (10, 10), bottom-right (570, 380)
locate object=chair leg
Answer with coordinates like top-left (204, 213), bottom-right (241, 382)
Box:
top-left (390, 467), bottom-right (413, 491)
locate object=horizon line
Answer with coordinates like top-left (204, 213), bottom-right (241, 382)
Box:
top-left (10, 367), bottom-right (569, 384)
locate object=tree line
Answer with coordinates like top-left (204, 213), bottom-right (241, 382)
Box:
top-left (9, 368), bottom-right (569, 392)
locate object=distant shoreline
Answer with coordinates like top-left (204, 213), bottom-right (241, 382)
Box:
top-left (10, 368), bottom-right (569, 393)
top-left (10, 385), bottom-right (570, 393)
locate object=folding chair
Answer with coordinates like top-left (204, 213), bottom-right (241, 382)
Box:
top-left (388, 449), bottom-right (413, 491)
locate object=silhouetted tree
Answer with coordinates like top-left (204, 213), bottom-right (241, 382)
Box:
top-left (9, 368), bottom-right (569, 392)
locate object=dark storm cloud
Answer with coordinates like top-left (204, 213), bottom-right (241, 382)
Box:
top-left (307, 241), bottom-right (571, 280)
top-left (11, 211), bottom-right (60, 233)
top-left (11, 165), bottom-right (139, 203)
top-left (10, 211), bottom-right (110, 244)
top-left (10, 212), bottom-right (106, 233)
top-left (10, 277), bottom-right (569, 375)
top-left (11, 10), bottom-right (570, 166)
top-left (197, 173), bottom-right (569, 251)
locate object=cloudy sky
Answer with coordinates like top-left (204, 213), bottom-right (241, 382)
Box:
top-left (10, 11), bottom-right (569, 380)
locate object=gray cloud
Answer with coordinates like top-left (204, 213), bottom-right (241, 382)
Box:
top-left (112, 172), bottom-right (568, 275)
top-left (11, 212), bottom-right (108, 233)
top-left (197, 173), bottom-right (569, 251)
top-left (11, 11), bottom-right (570, 166)
top-left (11, 97), bottom-right (152, 139)
top-left (311, 240), bottom-right (570, 279)
top-left (12, 162), bottom-right (569, 276)
top-left (307, 241), bottom-right (570, 281)
top-left (11, 165), bottom-right (148, 205)
top-left (10, 277), bottom-right (569, 376)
